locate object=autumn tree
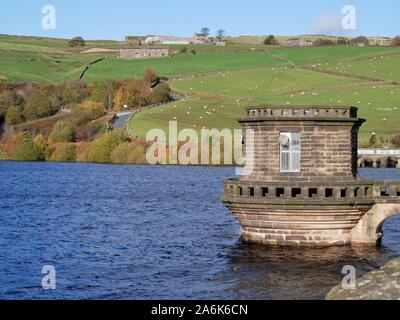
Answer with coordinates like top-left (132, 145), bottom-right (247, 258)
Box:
top-left (52, 144), bottom-right (77, 162)
top-left (143, 68), bottom-right (158, 84)
top-left (5, 106), bottom-right (23, 125)
top-left (11, 132), bottom-right (45, 161)
top-left (86, 129), bottom-right (127, 163)
top-left (114, 78), bottom-right (149, 110)
top-left (23, 89), bottom-right (55, 121)
top-left (70, 100), bottom-right (105, 126)
top-left (55, 80), bottom-right (91, 107)
top-left (148, 83), bottom-right (171, 105)
top-left (113, 71), bottom-right (171, 110)
top-left (91, 79), bottom-right (119, 110)
top-left (49, 120), bottom-right (76, 143)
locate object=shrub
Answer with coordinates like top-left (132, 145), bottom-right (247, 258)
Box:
top-left (110, 142), bottom-right (133, 164)
top-left (23, 89), bottom-right (55, 121)
top-left (391, 134), bottom-right (400, 147)
top-left (127, 145), bottom-right (147, 164)
top-left (368, 133), bottom-right (380, 147)
top-left (0, 90), bottom-right (24, 117)
top-left (263, 35), bottom-right (278, 45)
top-left (68, 36), bottom-right (86, 47)
top-left (75, 142), bottom-right (91, 162)
top-left (49, 120), bottom-right (75, 143)
top-left (56, 80), bottom-right (91, 106)
top-left (52, 144), bottom-right (77, 162)
top-left (143, 68), bottom-right (158, 84)
top-left (70, 101), bottom-right (105, 126)
top-left (5, 106), bottom-right (23, 125)
top-left (86, 130), bottom-right (127, 163)
top-left (33, 134), bottom-right (47, 154)
top-left (11, 133), bottom-right (45, 161)
top-left (148, 83), bottom-right (171, 105)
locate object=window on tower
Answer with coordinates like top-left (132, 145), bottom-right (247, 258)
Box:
top-left (280, 132), bottom-right (301, 173)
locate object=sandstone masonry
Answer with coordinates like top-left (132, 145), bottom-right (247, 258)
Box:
top-left (222, 106), bottom-right (400, 247)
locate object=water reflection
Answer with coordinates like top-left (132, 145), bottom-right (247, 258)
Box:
top-left (223, 238), bottom-right (398, 300)
top-left (216, 170), bottom-right (400, 300)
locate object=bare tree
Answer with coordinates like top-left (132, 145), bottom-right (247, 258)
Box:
top-left (200, 27), bottom-right (210, 36)
top-left (216, 29), bottom-right (226, 40)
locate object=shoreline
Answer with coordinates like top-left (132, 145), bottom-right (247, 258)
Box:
top-left (0, 159), bottom-right (240, 168)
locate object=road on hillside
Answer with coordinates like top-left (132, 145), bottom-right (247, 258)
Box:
top-left (112, 112), bottom-right (133, 130)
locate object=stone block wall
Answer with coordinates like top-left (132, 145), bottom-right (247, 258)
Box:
top-left (243, 122), bottom-right (357, 182)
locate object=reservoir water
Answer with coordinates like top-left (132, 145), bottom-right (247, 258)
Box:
top-left (1, 161), bottom-right (400, 300)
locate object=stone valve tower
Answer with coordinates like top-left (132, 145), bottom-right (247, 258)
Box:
top-left (222, 106), bottom-right (400, 247)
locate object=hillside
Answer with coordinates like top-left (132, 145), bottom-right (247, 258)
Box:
top-left (130, 46), bottom-right (400, 142)
top-left (1, 34), bottom-right (400, 143)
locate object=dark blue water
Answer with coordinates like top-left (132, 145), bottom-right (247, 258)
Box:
top-left (1, 162), bottom-right (400, 300)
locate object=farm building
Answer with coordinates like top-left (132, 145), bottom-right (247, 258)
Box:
top-left (284, 38), bottom-right (314, 47)
top-left (350, 36), bottom-right (370, 47)
top-left (119, 48), bottom-right (170, 60)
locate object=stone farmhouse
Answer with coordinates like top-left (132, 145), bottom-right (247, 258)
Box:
top-left (284, 37), bottom-right (314, 47)
top-left (119, 47), bottom-right (170, 60)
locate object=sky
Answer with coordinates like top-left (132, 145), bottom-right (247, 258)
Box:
top-left (0, 0), bottom-right (399, 40)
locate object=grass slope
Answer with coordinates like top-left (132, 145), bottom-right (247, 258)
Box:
top-left (270, 46), bottom-right (400, 65)
top-left (83, 51), bottom-right (284, 81)
top-left (1, 35), bottom-right (400, 140)
top-left (131, 47), bottom-right (400, 141)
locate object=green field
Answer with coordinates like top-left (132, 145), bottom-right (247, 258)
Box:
top-left (171, 67), bottom-right (367, 100)
top-left (129, 46), bottom-right (400, 141)
top-left (1, 34), bottom-right (400, 141)
top-left (269, 46), bottom-right (400, 65)
top-left (316, 54), bottom-right (400, 82)
top-left (83, 51), bottom-right (283, 81)
top-left (0, 50), bottom-right (97, 83)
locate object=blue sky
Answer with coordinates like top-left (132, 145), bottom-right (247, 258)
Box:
top-left (0, 0), bottom-right (398, 40)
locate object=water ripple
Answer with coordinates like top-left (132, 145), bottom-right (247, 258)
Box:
top-left (0, 162), bottom-right (400, 300)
